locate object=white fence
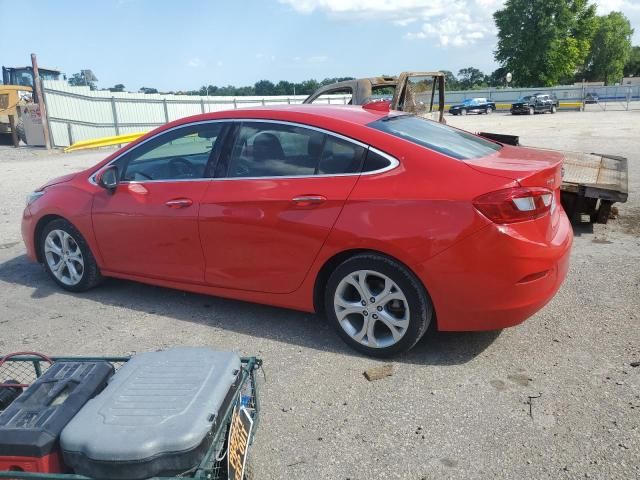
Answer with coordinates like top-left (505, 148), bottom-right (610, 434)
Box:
top-left (42, 81), bottom-right (350, 147)
top-left (42, 80), bottom-right (640, 148)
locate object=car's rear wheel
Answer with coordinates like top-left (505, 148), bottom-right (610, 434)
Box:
top-left (325, 254), bottom-right (432, 357)
top-left (40, 218), bottom-right (102, 292)
top-left (529, 106), bottom-right (535, 115)
top-left (460, 108), bottom-right (467, 116)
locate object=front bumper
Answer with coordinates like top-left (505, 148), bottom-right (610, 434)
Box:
top-left (417, 212), bottom-right (573, 331)
top-left (510, 105), bottom-right (531, 114)
top-left (21, 206), bottom-right (38, 262)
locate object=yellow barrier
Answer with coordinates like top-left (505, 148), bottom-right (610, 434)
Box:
top-left (64, 132), bottom-right (145, 153)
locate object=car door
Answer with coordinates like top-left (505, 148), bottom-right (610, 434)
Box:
top-left (198, 120), bottom-right (366, 294)
top-left (92, 121), bottom-right (228, 283)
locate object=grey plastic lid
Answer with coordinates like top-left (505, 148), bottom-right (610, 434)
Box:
top-left (60, 347), bottom-right (240, 462)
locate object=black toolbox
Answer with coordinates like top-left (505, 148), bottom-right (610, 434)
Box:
top-left (0, 361), bottom-right (113, 473)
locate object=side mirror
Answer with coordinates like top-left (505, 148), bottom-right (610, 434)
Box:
top-left (98, 166), bottom-right (119, 192)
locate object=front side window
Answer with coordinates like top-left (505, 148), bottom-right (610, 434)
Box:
top-left (368, 115), bottom-right (501, 160)
top-left (121, 122), bottom-right (224, 181)
top-left (226, 122), bottom-right (365, 178)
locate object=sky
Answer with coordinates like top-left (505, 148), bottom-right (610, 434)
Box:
top-left (2, 0), bottom-right (638, 92)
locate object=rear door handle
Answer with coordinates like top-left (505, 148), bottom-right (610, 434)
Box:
top-left (291, 195), bottom-right (327, 207)
top-left (165, 198), bottom-right (193, 209)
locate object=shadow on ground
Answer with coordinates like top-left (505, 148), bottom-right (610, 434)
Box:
top-left (0, 253), bottom-right (501, 366)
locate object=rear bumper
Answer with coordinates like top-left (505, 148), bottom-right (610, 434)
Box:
top-left (418, 212), bottom-right (573, 331)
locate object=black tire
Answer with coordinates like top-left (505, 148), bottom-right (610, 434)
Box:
top-left (15, 122), bottom-right (27, 144)
top-left (324, 254), bottom-right (432, 357)
top-left (485, 106), bottom-right (492, 114)
top-left (529, 106), bottom-right (535, 115)
top-left (551, 105), bottom-right (557, 114)
top-left (460, 108), bottom-right (467, 116)
top-left (39, 218), bottom-right (103, 292)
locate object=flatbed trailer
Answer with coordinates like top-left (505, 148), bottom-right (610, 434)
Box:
top-left (480, 132), bottom-right (629, 224)
top-left (559, 151), bottom-right (629, 224)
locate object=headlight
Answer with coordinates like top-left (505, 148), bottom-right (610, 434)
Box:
top-left (26, 190), bottom-right (45, 206)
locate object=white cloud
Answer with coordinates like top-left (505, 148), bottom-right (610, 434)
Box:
top-left (280, 0), bottom-right (640, 46)
top-left (307, 55), bottom-right (329, 63)
top-left (595, 0), bottom-right (640, 43)
top-left (279, 0), bottom-right (503, 47)
top-left (187, 57), bottom-right (204, 68)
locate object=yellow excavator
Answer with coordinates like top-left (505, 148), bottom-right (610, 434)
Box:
top-left (0, 65), bottom-right (61, 145)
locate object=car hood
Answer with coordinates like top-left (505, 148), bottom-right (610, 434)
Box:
top-left (38, 172), bottom-right (78, 190)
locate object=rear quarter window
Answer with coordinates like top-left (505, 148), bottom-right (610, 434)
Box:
top-left (368, 115), bottom-right (501, 160)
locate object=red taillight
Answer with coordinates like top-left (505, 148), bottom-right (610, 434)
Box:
top-left (473, 187), bottom-right (554, 224)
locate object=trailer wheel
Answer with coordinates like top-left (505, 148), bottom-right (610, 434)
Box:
top-left (595, 200), bottom-right (612, 224)
top-left (15, 121), bottom-right (27, 144)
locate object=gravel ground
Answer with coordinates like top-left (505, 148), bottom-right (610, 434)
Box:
top-left (0, 110), bottom-right (638, 479)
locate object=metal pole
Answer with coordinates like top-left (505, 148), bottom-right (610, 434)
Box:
top-left (111, 97), bottom-right (120, 135)
top-left (200, 98), bottom-right (205, 114)
top-left (31, 53), bottom-right (52, 149)
top-left (233, 98), bottom-right (237, 109)
top-left (67, 122), bottom-right (74, 146)
top-left (163, 98), bottom-right (170, 122)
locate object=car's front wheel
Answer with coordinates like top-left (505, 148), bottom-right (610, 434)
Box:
top-left (485, 106), bottom-right (493, 114)
top-left (460, 108), bottom-right (467, 116)
top-left (40, 218), bottom-right (102, 292)
top-left (529, 106), bottom-right (535, 115)
top-left (551, 105), bottom-right (557, 114)
top-left (325, 254), bottom-right (432, 357)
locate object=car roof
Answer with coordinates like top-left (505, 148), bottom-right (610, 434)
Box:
top-left (162, 104), bottom-right (390, 130)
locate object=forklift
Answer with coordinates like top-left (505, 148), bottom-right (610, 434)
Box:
top-left (0, 65), bottom-right (61, 145)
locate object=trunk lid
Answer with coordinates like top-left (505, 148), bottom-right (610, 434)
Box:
top-left (465, 145), bottom-right (564, 190)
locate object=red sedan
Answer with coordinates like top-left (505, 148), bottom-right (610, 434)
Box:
top-left (21, 105), bottom-right (572, 357)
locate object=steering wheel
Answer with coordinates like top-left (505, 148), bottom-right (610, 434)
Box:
top-left (169, 157), bottom-right (196, 178)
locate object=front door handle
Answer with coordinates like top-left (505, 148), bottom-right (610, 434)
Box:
top-left (165, 198), bottom-right (193, 209)
top-left (292, 195), bottom-right (326, 207)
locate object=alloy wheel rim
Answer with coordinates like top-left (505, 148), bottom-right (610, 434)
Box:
top-left (334, 270), bottom-right (410, 348)
top-left (44, 229), bottom-right (84, 286)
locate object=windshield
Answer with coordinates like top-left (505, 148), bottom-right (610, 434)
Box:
top-left (369, 115), bottom-right (501, 160)
top-left (517, 96), bottom-right (532, 102)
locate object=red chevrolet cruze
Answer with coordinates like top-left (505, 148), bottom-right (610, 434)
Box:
top-left (22, 105), bottom-right (572, 356)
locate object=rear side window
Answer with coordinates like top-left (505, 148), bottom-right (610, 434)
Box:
top-left (226, 122), bottom-right (365, 178)
top-left (362, 150), bottom-right (393, 172)
top-left (368, 115), bottom-right (500, 160)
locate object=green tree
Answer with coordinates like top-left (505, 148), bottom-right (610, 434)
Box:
top-left (440, 70), bottom-right (460, 90)
top-left (486, 67), bottom-right (509, 87)
top-left (108, 84), bottom-right (125, 92)
top-left (457, 67), bottom-right (486, 89)
top-left (494, 0), bottom-right (597, 86)
top-left (254, 80), bottom-right (276, 95)
top-left (68, 72), bottom-right (97, 90)
top-left (139, 86), bottom-right (158, 94)
top-left (624, 46), bottom-right (640, 77)
top-left (583, 13), bottom-right (633, 84)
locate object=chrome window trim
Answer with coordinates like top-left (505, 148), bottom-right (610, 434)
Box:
top-left (89, 118), bottom-right (398, 185)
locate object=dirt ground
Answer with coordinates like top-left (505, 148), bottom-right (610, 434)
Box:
top-left (0, 110), bottom-right (638, 479)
